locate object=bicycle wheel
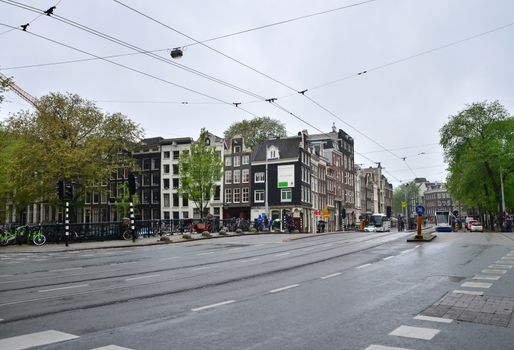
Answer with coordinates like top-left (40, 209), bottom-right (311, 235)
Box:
top-left (33, 234), bottom-right (46, 246)
top-left (123, 230), bottom-right (132, 240)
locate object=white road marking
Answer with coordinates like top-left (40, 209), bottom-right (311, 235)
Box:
top-left (239, 258), bottom-right (259, 263)
top-left (473, 275), bottom-right (500, 280)
top-left (253, 244), bottom-right (264, 247)
top-left (320, 272), bottom-right (342, 280)
top-left (192, 300), bottom-right (235, 312)
top-left (275, 252), bottom-right (290, 257)
top-left (461, 282), bottom-right (492, 289)
top-left (452, 290), bottom-right (483, 296)
top-left (0, 318), bottom-right (3, 322)
top-left (197, 251), bottom-right (214, 256)
top-left (489, 264), bottom-right (513, 269)
top-left (383, 256), bottom-right (395, 260)
top-left (321, 243), bottom-right (333, 248)
top-left (50, 267), bottom-right (83, 272)
top-left (161, 257), bottom-right (180, 260)
top-left (356, 263), bottom-right (372, 269)
top-left (414, 315), bottom-right (453, 323)
top-left (481, 269), bottom-right (507, 274)
top-left (0, 274), bottom-right (13, 277)
top-left (110, 262), bottom-right (138, 266)
top-left (500, 257), bottom-right (514, 261)
top-left (414, 245), bottom-right (421, 248)
top-left (192, 266), bottom-right (217, 271)
top-left (389, 325), bottom-right (440, 340)
top-left (0, 330), bottom-right (79, 349)
top-left (400, 249), bottom-right (413, 254)
top-left (90, 346), bottom-right (134, 350)
top-left (364, 346), bottom-right (411, 350)
top-left (302, 247), bottom-right (315, 251)
top-left (125, 274), bottom-right (160, 281)
top-left (269, 284), bottom-right (299, 294)
top-left (80, 254), bottom-right (95, 257)
top-left (38, 284), bottom-right (89, 293)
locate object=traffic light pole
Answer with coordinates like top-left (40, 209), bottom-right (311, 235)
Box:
top-left (65, 201), bottom-right (69, 247)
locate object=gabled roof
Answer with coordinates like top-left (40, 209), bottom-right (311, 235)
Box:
top-left (252, 136), bottom-right (302, 162)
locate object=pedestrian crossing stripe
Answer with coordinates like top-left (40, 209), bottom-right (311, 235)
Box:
top-left (90, 346), bottom-right (134, 350)
top-left (0, 330), bottom-right (78, 350)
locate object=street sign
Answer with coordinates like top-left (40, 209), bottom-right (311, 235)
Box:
top-left (415, 205), bottom-right (425, 215)
top-left (401, 200), bottom-right (406, 209)
top-left (323, 207), bottom-right (330, 219)
top-left (314, 210), bottom-right (321, 217)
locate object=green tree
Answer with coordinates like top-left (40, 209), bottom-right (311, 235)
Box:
top-left (115, 183), bottom-right (140, 218)
top-left (0, 92), bottom-right (144, 220)
top-left (178, 128), bottom-right (223, 219)
top-left (393, 182), bottom-right (420, 216)
top-left (224, 116), bottom-right (287, 150)
top-left (440, 101), bottom-right (513, 217)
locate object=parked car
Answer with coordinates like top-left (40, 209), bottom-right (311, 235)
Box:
top-left (470, 221), bottom-right (483, 232)
top-left (465, 217), bottom-right (475, 230)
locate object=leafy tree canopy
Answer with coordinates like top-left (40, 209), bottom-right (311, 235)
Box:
top-left (439, 101), bottom-right (513, 214)
top-left (178, 128), bottom-right (223, 219)
top-left (0, 75), bottom-right (12, 108)
top-left (0, 92), bottom-right (144, 213)
top-left (392, 182), bottom-right (420, 215)
top-left (224, 116), bottom-right (287, 150)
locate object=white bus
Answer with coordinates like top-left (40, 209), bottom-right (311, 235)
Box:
top-left (364, 213), bottom-right (391, 232)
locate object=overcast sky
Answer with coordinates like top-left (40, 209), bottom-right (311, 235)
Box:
top-left (1, 0), bottom-right (513, 187)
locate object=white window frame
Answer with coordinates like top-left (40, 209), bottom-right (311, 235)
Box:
top-left (233, 170), bottom-right (241, 184)
top-left (255, 190), bottom-right (265, 203)
top-left (225, 170), bottom-right (232, 184)
top-left (225, 157), bottom-right (232, 167)
top-left (281, 188), bottom-right (292, 202)
top-left (242, 169), bottom-right (249, 183)
top-left (255, 172), bottom-right (265, 183)
top-left (225, 188), bottom-right (232, 203)
top-left (242, 187), bottom-right (249, 203)
top-left (233, 188), bottom-right (241, 203)
top-left (233, 156), bottom-right (241, 167)
top-left (242, 155), bottom-right (250, 165)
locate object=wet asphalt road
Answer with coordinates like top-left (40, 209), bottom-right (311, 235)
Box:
top-left (1, 230), bottom-right (513, 350)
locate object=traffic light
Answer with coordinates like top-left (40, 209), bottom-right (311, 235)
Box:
top-left (341, 208), bottom-right (346, 218)
top-left (128, 173), bottom-right (137, 196)
top-left (57, 180), bottom-right (65, 201)
top-left (65, 183), bottom-right (74, 201)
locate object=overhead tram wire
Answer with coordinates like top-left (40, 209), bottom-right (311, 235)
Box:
top-left (112, 0), bottom-right (411, 180)
top-left (1, 0), bottom-right (380, 71)
top-left (0, 0), bottom-right (63, 36)
top-left (1, 0), bottom-right (268, 103)
top-left (0, 22), bottom-right (259, 118)
top-left (2, 2), bottom-right (398, 180)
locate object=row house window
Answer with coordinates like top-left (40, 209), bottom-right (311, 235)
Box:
top-left (163, 193), bottom-right (170, 207)
top-left (163, 164), bottom-right (170, 174)
top-left (242, 155), bottom-right (250, 165)
top-left (225, 157), bottom-right (232, 167)
top-left (233, 170), bottom-right (241, 184)
top-left (234, 188), bottom-right (241, 203)
top-left (281, 188), bottom-right (292, 202)
top-left (233, 156), bottom-right (241, 167)
top-left (173, 165), bottom-right (179, 175)
top-left (255, 172), bottom-right (265, 183)
top-left (225, 170), bottom-right (232, 184)
top-left (163, 151), bottom-right (170, 159)
top-left (242, 187), bottom-right (249, 202)
top-left (163, 178), bottom-right (170, 189)
top-left (255, 190), bottom-right (264, 202)
top-left (225, 188), bottom-right (232, 203)
top-left (173, 151), bottom-right (180, 160)
top-left (242, 169), bottom-right (249, 183)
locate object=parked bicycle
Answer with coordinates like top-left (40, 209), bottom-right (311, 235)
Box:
top-left (0, 226), bottom-right (24, 246)
top-left (27, 225), bottom-right (47, 245)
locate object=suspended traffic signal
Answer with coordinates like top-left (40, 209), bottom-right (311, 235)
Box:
top-left (65, 183), bottom-right (74, 201)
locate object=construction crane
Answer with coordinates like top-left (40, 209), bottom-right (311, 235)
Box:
top-left (0, 72), bottom-right (38, 108)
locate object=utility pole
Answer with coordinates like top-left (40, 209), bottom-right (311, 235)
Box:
top-left (265, 146), bottom-right (269, 221)
top-left (500, 165), bottom-right (505, 215)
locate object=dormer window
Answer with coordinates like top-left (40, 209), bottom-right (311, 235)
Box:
top-left (267, 146), bottom-right (279, 160)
